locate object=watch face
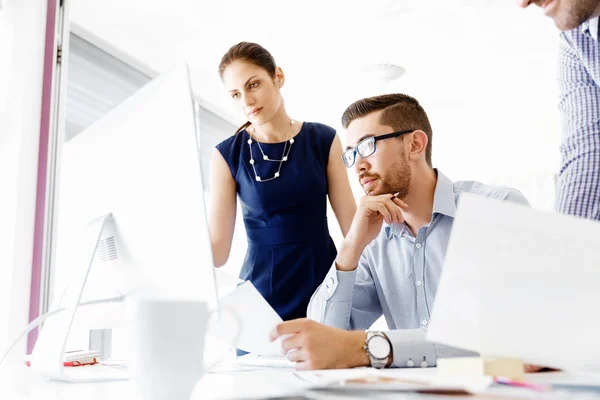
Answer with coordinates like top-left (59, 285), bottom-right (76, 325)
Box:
top-left (368, 335), bottom-right (390, 359)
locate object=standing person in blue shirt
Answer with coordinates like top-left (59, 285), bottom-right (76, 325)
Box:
top-left (209, 42), bottom-right (357, 325)
top-left (269, 94), bottom-right (529, 370)
top-left (518, 0), bottom-right (600, 220)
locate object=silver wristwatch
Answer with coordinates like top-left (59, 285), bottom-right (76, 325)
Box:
top-left (364, 331), bottom-right (392, 369)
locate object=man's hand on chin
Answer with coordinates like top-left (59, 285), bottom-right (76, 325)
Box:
top-left (269, 318), bottom-right (370, 370)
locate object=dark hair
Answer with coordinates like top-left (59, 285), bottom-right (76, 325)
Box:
top-left (219, 42), bottom-right (278, 134)
top-left (341, 93), bottom-right (433, 166)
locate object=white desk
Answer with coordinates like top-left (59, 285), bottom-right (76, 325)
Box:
top-left (2, 363), bottom-right (600, 400)
top-left (0, 364), bottom-right (416, 400)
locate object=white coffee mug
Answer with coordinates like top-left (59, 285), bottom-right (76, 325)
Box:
top-left (131, 299), bottom-right (239, 400)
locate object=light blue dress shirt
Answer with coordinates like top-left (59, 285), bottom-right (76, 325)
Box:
top-left (307, 170), bottom-right (529, 368)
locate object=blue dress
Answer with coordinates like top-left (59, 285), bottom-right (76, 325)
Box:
top-left (216, 122), bottom-right (338, 321)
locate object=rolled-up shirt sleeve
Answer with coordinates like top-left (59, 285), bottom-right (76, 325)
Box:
top-left (307, 252), bottom-right (382, 330)
top-left (386, 329), bottom-right (478, 368)
top-left (308, 253), bottom-right (477, 368)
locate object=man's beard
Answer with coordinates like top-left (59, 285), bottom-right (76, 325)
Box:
top-left (365, 155), bottom-right (412, 199)
top-left (553, 0), bottom-right (599, 31)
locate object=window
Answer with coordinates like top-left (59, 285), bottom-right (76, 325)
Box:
top-left (0, 0), bottom-right (49, 363)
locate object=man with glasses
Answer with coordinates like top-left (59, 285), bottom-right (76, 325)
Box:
top-left (269, 94), bottom-right (529, 370)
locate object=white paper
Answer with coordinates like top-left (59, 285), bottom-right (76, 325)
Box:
top-left (294, 368), bottom-right (491, 394)
top-left (214, 268), bottom-right (244, 289)
top-left (427, 193), bottom-right (600, 372)
top-left (526, 371), bottom-right (600, 389)
top-left (208, 281), bottom-right (283, 356)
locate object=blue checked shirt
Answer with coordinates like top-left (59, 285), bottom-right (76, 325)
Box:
top-left (557, 17), bottom-right (600, 220)
top-left (307, 170), bottom-right (529, 368)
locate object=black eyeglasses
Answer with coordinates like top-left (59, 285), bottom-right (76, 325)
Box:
top-left (341, 129), bottom-right (415, 168)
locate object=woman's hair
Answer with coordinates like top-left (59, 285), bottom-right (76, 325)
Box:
top-left (219, 42), bottom-right (278, 134)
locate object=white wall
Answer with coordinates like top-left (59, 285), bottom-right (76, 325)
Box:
top-left (64, 0), bottom-right (562, 337)
top-left (0, 0), bottom-right (48, 364)
top-left (0, 137), bottom-right (19, 352)
top-left (66, 0), bottom-right (562, 214)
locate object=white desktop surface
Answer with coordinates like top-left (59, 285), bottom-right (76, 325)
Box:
top-left (2, 363), bottom-right (600, 400)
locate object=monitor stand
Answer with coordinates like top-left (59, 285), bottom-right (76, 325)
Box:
top-left (29, 213), bottom-right (129, 382)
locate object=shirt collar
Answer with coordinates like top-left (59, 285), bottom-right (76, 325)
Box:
top-left (432, 169), bottom-right (456, 218)
top-left (385, 169), bottom-right (456, 239)
top-left (581, 17), bottom-right (599, 41)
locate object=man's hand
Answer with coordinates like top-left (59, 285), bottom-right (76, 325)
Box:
top-left (350, 193), bottom-right (408, 246)
top-left (269, 318), bottom-right (369, 370)
top-left (336, 194), bottom-right (408, 272)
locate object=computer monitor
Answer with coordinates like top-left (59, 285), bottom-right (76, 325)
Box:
top-left (427, 193), bottom-right (600, 373)
top-left (29, 62), bottom-right (219, 382)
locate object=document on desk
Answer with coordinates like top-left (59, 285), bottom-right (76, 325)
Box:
top-left (427, 193), bottom-right (600, 373)
top-left (208, 281), bottom-right (283, 356)
top-left (295, 369), bottom-right (492, 394)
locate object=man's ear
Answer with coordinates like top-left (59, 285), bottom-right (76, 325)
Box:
top-left (408, 130), bottom-right (428, 161)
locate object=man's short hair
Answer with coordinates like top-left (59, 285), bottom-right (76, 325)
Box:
top-left (341, 94), bottom-right (433, 166)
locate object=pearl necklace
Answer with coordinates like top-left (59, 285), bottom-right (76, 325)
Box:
top-left (247, 120), bottom-right (296, 182)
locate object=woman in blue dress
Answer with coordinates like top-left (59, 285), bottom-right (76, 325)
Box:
top-left (209, 42), bottom-right (356, 324)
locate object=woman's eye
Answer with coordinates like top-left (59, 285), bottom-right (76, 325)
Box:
top-left (249, 82), bottom-right (259, 89)
top-left (231, 93), bottom-right (240, 99)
